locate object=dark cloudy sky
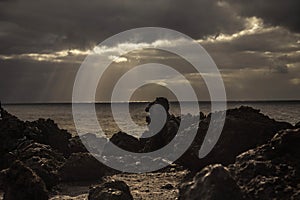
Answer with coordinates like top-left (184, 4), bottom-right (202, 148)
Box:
top-left (0, 0), bottom-right (299, 103)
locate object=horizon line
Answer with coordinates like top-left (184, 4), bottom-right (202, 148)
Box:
top-left (2, 99), bottom-right (300, 105)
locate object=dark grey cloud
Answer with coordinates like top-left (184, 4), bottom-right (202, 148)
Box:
top-left (225, 0), bottom-right (300, 32)
top-left (0, 0), bottom-right (300, 103)
top-left (0, 0), bottom-right (244, 54)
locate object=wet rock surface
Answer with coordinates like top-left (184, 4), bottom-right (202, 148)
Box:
top-left (88, 180), bottom-right (133, 200)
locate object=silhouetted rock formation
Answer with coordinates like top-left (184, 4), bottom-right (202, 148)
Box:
top-left (179, 164), bottom-right (246, 200)
top-left (0, 160), bottom-right (48, 200)
top-left (177, 106), bottom-right (293, 170)
top-left (295, 121), bottom-right (300, 129)
top-left (0, 100), bottom-right (299, 199)
top-left (24, 119), bottom-right (71, 157)
top-left (88, 180), bottom-right (133, 200)
top-left (141, 97), bottom-right (180, 152)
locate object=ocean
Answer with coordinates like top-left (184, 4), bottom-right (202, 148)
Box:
top-left (3, 102), bottom-right (300, 138)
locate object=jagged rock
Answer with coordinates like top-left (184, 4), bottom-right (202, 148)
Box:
top-left (0, 109), bottom-right (26, 168)
top-left (10, 141), bottom-right (65, 189)
top-left (177, 106), bottom-right (293, 170)
top-left (88, 180), bottom-right (133, 200)
top-left (24, 118), bottom-right (71, 157)
top-left (229, 129), bottom-right (300, 200)
top-left (179, 164), bottom-right (245, 200)
top-left (59, 152), bottom-right (110, 182)
top-left (0, 160), bottom-right (48, 200)
top-left (102, 132), bottom-right (143, 156)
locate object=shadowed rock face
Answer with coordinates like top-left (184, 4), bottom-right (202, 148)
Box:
top-left (180, 129), bottom-right (300, 200)
top-left (13, 141), bottom-right (65, 189)
top-left (229, 129), bottom-right (300, 200)
top-left (59, 152), bottom-right (111, 182)
top-left (0, 160), bottom-right (48, 200)
top-left (102, 131), bottom-right (144, 156)
top-left (0, 109), bottom-right (27, 167)
top-left (179, 164), bottom-right (246, 200)
top-left (177, 106), bottom-right (293, 171)
top-left (88, 180), bottom-right (133, 200)
top-left (24, 119), bottom-right (72, 157)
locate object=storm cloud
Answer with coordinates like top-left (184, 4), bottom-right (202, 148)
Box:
top-left (0, 0), bottom-right (299, 103)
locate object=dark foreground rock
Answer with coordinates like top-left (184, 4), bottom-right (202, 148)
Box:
top-left (179, 164), bottom-right (245, 200)
top-left (13, 141), bottom-right (65, 189)
top-left (59, 152), bottom-right (111, 182)
top-left (295, 121), bottom-right (300, 129)
top-left (0, 160), bottom-right (48, 200)
top-left (25, 118), bottom-right (72, 157)
top-left (177, 106), bottom-right (293, 170)
top-left (179, 128), bottom-right (300, 200)
top-left (229, 128), bottom-right (300, 200)
top-left (88, 180), bottom-right (133, 200)
top-left (0, 109), bottom-right (27, 169)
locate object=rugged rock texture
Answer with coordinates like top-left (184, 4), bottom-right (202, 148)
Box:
top-left (59, 153), bottom-right (109, 182)
top-left (13, 141), bottom-right (65, 189)
top-left (88, 180), bottom-right (133, 200)
top-left (177, 106), bottom-right (293, 170)
top-left (0, 109), bottom-right (27, 169)
top-left (179, 164), bottom-right (245, 200)
top-left (24, 118), bottom-right (72, 157)
top-left (0, 160), bottom-right (48, 200)
top-left (229, 128), bottom-right (300, 200)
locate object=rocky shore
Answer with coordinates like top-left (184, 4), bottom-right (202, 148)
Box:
top-left (0, 102), bottom-right (299, 200)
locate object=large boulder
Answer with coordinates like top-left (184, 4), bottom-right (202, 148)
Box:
top-left (88, 180), bottom-right (133, 200)
top-left (229, 128), bottom-right (300, 199)
top-left (24, 118), bottom-right (72, 157)
top-left (102, 132), bottom-right (143, 156)
top-left (177, 106), bottom-right (293, 170)
top-left (0, 160), bottom-right (48, 200)
top-left (179, 164), bottom-right (245, 200)
top-left (8, 141), bottom-right (65, 189)
top-left (59, 152), bottom-right (111, 182)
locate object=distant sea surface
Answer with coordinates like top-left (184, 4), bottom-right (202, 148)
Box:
top-left (3, 102), bottom-right (300, 137)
